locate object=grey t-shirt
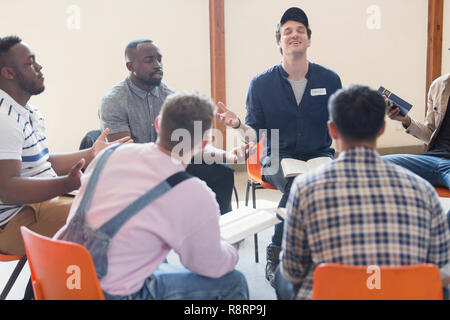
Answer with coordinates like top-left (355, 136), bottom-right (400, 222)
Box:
top-left (288, 78), bottom-right (308, 105)
top-left (99, 77), bottom-right (174, 143)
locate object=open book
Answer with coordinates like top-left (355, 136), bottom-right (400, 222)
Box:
top-left (220, 207), bottom-right (286, 244)
top-left (281, 157), bottom-right (332, 178)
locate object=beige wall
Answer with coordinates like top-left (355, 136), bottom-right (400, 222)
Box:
top-left (0, 0), bottom-right (437, 153)
top-left (0, 0), bottom-right (211, 152)
top-left (225, 0), bottom-right (429, 150)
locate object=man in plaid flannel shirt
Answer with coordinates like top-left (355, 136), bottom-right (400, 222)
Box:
top-left (276, 85), bottom-right (450, 299)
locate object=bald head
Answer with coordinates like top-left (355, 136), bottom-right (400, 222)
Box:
top-left (125, 39), bottom-right (163, 91)
top-left (125, 39), bottom-right (154, 62)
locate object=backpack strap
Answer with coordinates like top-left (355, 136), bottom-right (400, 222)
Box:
top-left (72, 143), bottom-right (123, 220)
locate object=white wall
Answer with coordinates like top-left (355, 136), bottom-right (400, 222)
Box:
top-left (225, 0), bottom-right (429, 150)
top-left (0, 0), bottom-right (439, 152)
top-left (0, 0), bottom-right (211, 152)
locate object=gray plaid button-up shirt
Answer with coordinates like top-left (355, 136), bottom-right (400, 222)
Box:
top-left (99, 77), bottom-right (174, 143)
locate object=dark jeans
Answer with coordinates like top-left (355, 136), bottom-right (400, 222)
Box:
top-left (382, 154), bottom-right (450, 189)
top-left (262, 155), bottom-right (295, 246)
top-left (274, 265), bottom-right (297, 300)
top-left (262, 153), bottom-right (334, 246)
top-left (186, 162), bottom-right (234, 215)
top-left (447, 210), bottom-right (450, 229)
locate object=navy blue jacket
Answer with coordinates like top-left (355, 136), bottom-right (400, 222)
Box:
top-left (245, 62), bottom-right (342, 161)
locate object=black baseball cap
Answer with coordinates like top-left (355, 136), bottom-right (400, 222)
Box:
top-left (280, 7), bottom-right (309, 28)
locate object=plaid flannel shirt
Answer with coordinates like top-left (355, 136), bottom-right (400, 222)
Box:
top-left (282, 146), bottom-right (450, 299)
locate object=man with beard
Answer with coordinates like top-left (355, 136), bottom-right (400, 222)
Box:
top-left (215, 8), bottom-right (342, 286)
top-left (383, 73), bottom-right (450, 189)
top-left (99, 39), bottom-right (236, 215)
top-left (0, 36), bottom-right (129, 256)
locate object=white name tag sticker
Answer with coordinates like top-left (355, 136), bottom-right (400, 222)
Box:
top-left (311, 88), bottom-right (327, 96)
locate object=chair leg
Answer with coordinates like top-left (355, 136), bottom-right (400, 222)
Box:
top-left (245, 181), bottom-right (251, 206)
top-left (254, 234), bottom-right (259, 263)
top-left (252, 183), bottom-right (256, 209)
top-left (233, 185), bottom-right (239, 209)
top-left (0, 256), bottom-right (27, 300)
top-left (250, 183), bottom-right (259, 262)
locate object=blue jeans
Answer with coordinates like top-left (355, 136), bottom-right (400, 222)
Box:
top-left (274, 265), bottom-right (297, 300)
top-left (262, 156), bottom-right (295, 247)
top-left (382, 154), bottom-right (450, 188)
top-left (262, 153), bottom-right (332, 246)
top-left (104, 263), bottom-right (249, 300)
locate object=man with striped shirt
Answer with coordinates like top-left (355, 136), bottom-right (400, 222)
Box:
top-left (276, 85), bottom-right (450, 299)
top-left (0, 36), bottom-right (129, 255)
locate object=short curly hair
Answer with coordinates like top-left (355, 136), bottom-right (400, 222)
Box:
top-left (0, 35), bottom-right (22, 69)
top-left (0, 35), bottom-right (21, 53)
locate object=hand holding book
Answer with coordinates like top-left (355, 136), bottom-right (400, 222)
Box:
top-left (378, 86), bottom-right (412, 117)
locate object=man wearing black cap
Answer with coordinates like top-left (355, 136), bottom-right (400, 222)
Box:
top-left (216, 7), bottom-right (342, 286)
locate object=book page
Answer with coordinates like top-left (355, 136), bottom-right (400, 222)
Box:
top-left (305, 157), bottom-right (332, 171)
top-left (281, 158), bottom-right (308, 178)
top-left (276, 207), bottom-right (287, 220)
top-left (439, 197), bottom-right (450, 213)
top-left (220, 207), bottom-right (282, 244)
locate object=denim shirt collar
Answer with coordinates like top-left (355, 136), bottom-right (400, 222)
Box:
top-left (277, 61), bottom-right (313, 81)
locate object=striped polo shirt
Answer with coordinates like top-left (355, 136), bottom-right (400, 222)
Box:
top-left (0, 89), bottom-right (56, 226)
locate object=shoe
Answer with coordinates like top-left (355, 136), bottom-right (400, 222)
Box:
top-left (265, 244), bottom-right (281, 288)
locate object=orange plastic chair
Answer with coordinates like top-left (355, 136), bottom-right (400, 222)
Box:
top-left (0, 253), bottom-right (27, 300)
top-left (435, 187), bottom-right (450, 198)
top-left (245, 132), bottom-right (278, 263)
top-left (245, 132), bottom-right (277, 206)
top-left (20, 226), bottom-right (105, 300)
top-left (312, 263), bottom-right (443, 300)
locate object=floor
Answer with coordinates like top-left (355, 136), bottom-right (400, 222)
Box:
top-left (0, 170), bottom-right (282, 300)
top-left (230, 171), bottom-right (282, 299)
top-left (2, 171), bottom-right (449, 300)
top-left (166, 170), bottom-right (282, 300)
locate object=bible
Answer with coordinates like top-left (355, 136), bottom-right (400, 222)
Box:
top-left (378, 86), bottom-right (412, 116)
top-left (281, 157), bottom-right (332, 178)
top-left (220, 207), bottom-right (286, 244)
